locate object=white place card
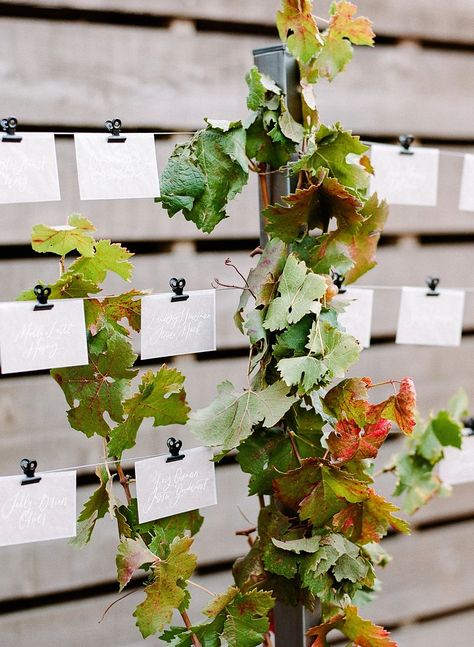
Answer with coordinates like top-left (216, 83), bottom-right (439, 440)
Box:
top-left (135, 447), bottom-right (217, 524)
top-left (396, 287), bottom-right (465, 347)
top-left (336, 288), bottom-right (373, 348)
top-left (74, 133), bottom-right (160, 200)
top-left (369, 144), bottom-right (439, 206)
top-left (141, 290), bottom-right (216, 360)
top-left (439, 435), bottom-right (474, 485)
top-left (0, 133), bottom-right (60, 204)
top-left (459, 154), bottom-right (474, 212)
top-left (0, 299), bottom-right (89, 373)
top-left (0, 471), bottom-right (76, 547)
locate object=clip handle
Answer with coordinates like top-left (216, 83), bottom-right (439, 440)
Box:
top-left (105, 118), bottom-right (126, 142)
top-left (33, 284), bottom-right (54, 310)
top-left (170, 277), bottom-right (189, 302)
top-left (20, 458), bottom-right (41, 485)
top-left (166, 437), bottom-right (185, 463)
top-left (425, 276), bottom-right (440, 296)
top-left (1, 116), bottom-right (22, 142)
top-left (399, 134), bottom-right (414, 155)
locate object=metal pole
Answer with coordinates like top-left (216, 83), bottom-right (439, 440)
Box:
top-left (253, 45), bottom-right (318, 647)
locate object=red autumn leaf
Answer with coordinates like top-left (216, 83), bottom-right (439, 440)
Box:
top-left (338, 605), bottom-right (397, 646)
top-left (369, 377), bottom-right (417, 434)
top-left (307, 613), bottom-right (343, 647)
top-left (327, 418), bottom-right (391, 463)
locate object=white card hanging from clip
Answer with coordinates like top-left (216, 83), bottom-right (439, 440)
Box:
top-left (0, 132), bottom-right (61, 204)
top-left (396, 282), bottom-right (465, 347)
top-left (459, 154), bottom-right (474, 212)
top-left (135, 442), bottom-right (217, 524)
top-left (0, 289), bottom-right (89, 373)
top-left (439, 434), bottom-right (474, 486)
top-left (74, 130), bottom-right (160, 200)
top-left (369, 143), bottom-right (439, 206)
top-left (336, 287), bottom-right (373, 348)
top-left (0, 464), bottom-right (76, 547)
top-left (141, 281), bottom-right (216, 360)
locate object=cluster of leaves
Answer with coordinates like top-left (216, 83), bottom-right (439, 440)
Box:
top-left (387, 389), bottom-right (468, 515)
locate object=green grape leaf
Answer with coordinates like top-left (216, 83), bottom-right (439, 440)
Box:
top-left (431, 410), bottom-right (463, 448)
top-left (277, 355), bottom-right (328, 393)
top-left (52, 329), bottom-right (138, 438)
top-left (299, 465), bottom-right (368, 527)
top-left (221, 590), bottom-right (274, 647)
top-left (392, 453), bottom-right (442, 515)
top-left (273, 314), bottom-right (313, 360)
top-left (158, 145), bottom-right (206, 215)
top-left (17, 273), bottom-right (101, 301)
top-left (31, 214), bottom-right (96, 257)
top-left (293, 123), bottom-right (370, 193)
top-left (245, 113), bottom-right (296, 168)
top-left (263, 254), bottom-right (326, 331)
top-left (116, 537), bottom-right (158, 591)
top-left (307, 320), bottom-right (361, 381)
top-left (264, 184), bottom-right (320, 243)
top-left (147, 510), bottom-right (204, 559)
top-left (187, 380), bottom-right (297, 452)
top-left (327, 418), bottom-right (391, 463)
top-left (278, 104), bottom-right (304, 144)
top-left (159, 125), bottom-right (248, 233)
top-left (204, 586), bottom-right (240, 618)
top-left (237, 429), bottom-right (299, 496)
top-left (276, 0), bottom-right (323, 64)
top-left (246, 65), bottom-right (281, 111)
top-left (68, 239), bottom-right (134, 284)
top-left (333, 488), bottom-right (410, 544)
top-left (108, 367), bottom-right (190, 458)
top-left (258, 506), bottom-right (299, 579)
top-left (71, 467), bottom-right (113, 547)
top-left (313, 33), bottom-right (353, 82)
top-left (134, 536), bottom-right (196, 638)
top-left (344, 194), bottom-right (388, 284)
top-left (85, 289), bottom-right (143, 336)
top-left (272, 536), bottom-right (321, 555)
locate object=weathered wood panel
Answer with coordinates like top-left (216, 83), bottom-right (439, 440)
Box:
top-left (0, 140), bottom-right (473, 245)
top-left (0, 19), bottom-right (473, 136)
top-left (390, 609), bottom-right (474, 646)
top-left (3, 1), bottom-right (474, 45)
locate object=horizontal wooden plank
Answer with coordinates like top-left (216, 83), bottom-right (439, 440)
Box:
top-left (0, 570), bottom-right (234, 647)
top-left (0, 139), bottom-right (473, 245)
top-left (0, 19), bottom-right (473, 136)
top-left (2, 1), bottom-right (474, 45)
top-left (1, 242), bottom-right (473, 343)
top-left (390, 608), bottom-right (474, 646)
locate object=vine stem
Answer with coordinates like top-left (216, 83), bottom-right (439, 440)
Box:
top-left (263, 631), bottom-right (274, 647)
top-left (116, 463), bottom-right (132, 504)
top-left (258, 168), bottom-right (271, 209)
top-left (59, 255), bottom-right (65, 277)
top-left (181, 610), bottom-right (202, 647)
top-left (289, 431), bottom-right (303, 465)
top-left (186, 579), bottom-right (215, 597)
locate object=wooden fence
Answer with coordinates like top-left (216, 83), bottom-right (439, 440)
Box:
top-left (0, 1), bottom-right (473, 645)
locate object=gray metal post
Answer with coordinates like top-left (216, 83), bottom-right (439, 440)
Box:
top-left (253, 45), bottom-right (318, 647)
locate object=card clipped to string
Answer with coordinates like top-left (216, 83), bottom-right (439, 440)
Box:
top-left (141, 284), bottom-right (216, 360)
top-left (336, 287), bottom-right (373, 349)
top-left (74, 133), bottom-right (160, 200)
top-left (135, 442), bottom-right (217, 524)
top-left (395, 285), bottom-right (465, 347)
top-left (0, 466), bottom-right (76, 547)
top-left (439, 435), bottom-right (474, 486)
top-left (369, 143), bottom-right (439, 206)
top-left (459, 154), bottom-right (474, 212)
top-left (0, 132), bottom-right (61, 204)
top-left (0, 296), bottom-right (88, 373)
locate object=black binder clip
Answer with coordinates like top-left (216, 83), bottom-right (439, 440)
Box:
top-left (170, 277), bottom-right (189, 303)
top-left (1, 116), bottom-right (22, 143)
top-left (426, 276), bottom-right (440, 297)
top-left (331, 270), bottom-right (346, 295)
top-left (462, 417), bottom-right (474, 437)
top-left (33, 285), bottom-right (54, 311)
top-left (399, 134), bottom-right (414, 155)
top-left (20, 459), bottom-right (41, 485)
top-left (105, 118), bottom-right (126, 143)
top-left (166, 437), bottom-right (185, 463)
